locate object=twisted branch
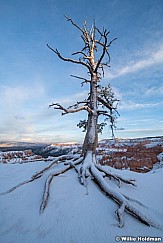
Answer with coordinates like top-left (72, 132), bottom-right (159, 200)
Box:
top-left (49, 103), bottom-right (92, 115)
top-left (47, 44), bottom-right (91, 72)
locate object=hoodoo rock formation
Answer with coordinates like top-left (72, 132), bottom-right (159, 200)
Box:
top-left (98, 137), bottom-right (163, 172)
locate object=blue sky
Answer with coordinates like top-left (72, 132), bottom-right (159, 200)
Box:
top-left (0, 0), bottom-right (163, 143)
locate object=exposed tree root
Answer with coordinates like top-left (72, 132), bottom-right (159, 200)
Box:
top-left (122, 194), bottom-right (148, 208)
top-left (96, 164), bottom-right (136, 187)
top-left (0, 153), bottom-right (159, 228)
top-left (76, 150), bottom-right (159, 228)
top-left (0, 154), bottom-right (78, 196)
top-left (115, 201), bottom-right (126, 227)
top-left (32, 154), bottom-right (79, 180)
top-left (0, 177), bottom-right (37, 196)
top-left (40, 156), bottom-right (83, 213)
top-left (90, 164), bottom-right (159, 228)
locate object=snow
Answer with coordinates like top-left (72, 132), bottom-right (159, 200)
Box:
top-left (40, 144), bottom-right (80, 156)
top-left (101, 137), bottom-right (163, 149)
top-left (145, 141), bottom-right (162, 149)
top-left (0, 161), bottom-right (163, 243)
top-left (157, 152), bottom-right (163, 162)
top-left (98, 148), bottom-right (127, 153)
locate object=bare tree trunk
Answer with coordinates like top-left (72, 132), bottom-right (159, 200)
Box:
top-left (82, 73), bottom-right (98, 160)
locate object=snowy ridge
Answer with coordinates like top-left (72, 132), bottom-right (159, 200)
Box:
top-left (100, 136), bottom-right (163, 147)
top-left (38, 143), bottom-right (80, 157)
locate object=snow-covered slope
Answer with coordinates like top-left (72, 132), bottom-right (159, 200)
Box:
top-left (0, 161), bottom-right (162, 243)
top-left (36, 143), bottom-right (80, 157)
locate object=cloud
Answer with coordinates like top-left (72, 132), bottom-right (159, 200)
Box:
top-left (14, 115), bottom-right (25, 120)
top-left (112, 87), bottom-right (123, 100)
top-left (50, 90), bottom-right (88, 106)
top-left (0, 82), bottom-right (46, 141)
top-left (144, 86), bottom-right (163, 96)
top-left (108, 44), bottom-right (163, 79)
top-left (119, 100), bottom-right (163, 111)
top-left (116, 127), bottom-right (163, 135)
top-left (1, 82), bottom-right (45, 111)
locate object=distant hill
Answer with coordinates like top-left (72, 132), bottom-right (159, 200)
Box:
top-left (0, 141), bottom-right (48, 152)
top-left (35, 143), bottom-right (81, 158)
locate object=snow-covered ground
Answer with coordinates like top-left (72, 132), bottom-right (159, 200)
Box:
top-left (0, 161), bottom-right (163, 243)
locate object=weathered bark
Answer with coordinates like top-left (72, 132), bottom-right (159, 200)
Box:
top-left (82, 73), bottom-right (98, 158)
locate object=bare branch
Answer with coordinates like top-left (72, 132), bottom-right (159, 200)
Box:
top-left (67, 98), bottom-right (90, 111)
top-left (64, 15), bottom-right (84, 34)
top-left (95, 27), bottom-right (104, 37)
top-left (77, 100), bottom-right (89, 105)
top-left (97, 96), bottom-right (112, 111)
top-left (70, 74), bottom-right (91, 83)
top-left (47, 44), bottom-right (91, 72)
top-left (107, 38), bottom-right (118, 47)
top-left (95, 34), bottom-right (117, 73)
top-left (98, 110), bottom-right (111, 117)
top-left (101, 62), bottom-right (110, 68)
top-left (81, 44), bottom-right (89, 52)
top-left (71, 51), bottom-right (88, 58)
top-left (49, 103), bottom-right (92, 115)
top-left (70, 74), bottom-right (91, 87)
top-left (95, 33), bottom-right (107, 72)
top-left (64, 15), bottom-right (92, 58)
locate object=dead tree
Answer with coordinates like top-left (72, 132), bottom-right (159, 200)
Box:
top-left (0, 16), bottom-right (159, 228)
top-left (48, 16), bottom-right (118, 161)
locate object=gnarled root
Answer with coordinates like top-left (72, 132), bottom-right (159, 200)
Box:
top-left (40, 156), bottom-right (83, 213)
top-left (96, 164), bottom-right (136, 187)
top-left (90, 164), bottom-right (158, 228)
top-left (115, 202), bottom-right (126, 227)
top-left (78, 151), bottom-right (93, 186)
